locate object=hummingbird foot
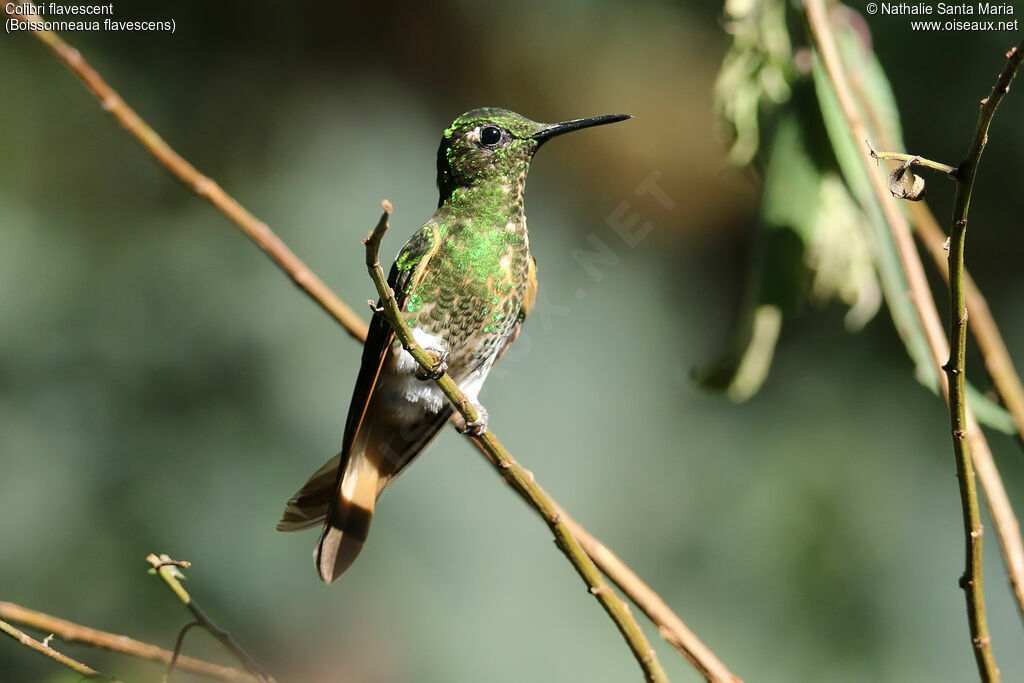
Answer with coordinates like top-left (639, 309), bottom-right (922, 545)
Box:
top-left (454, 404), bottom-right (489, 436)
top-left (415, 346), bottom-right (449, 381)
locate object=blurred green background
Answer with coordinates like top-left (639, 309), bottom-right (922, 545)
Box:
top-left (2, 1), bottom-right (1024, 681)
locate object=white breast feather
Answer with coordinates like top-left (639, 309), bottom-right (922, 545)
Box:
top-left (382, 328), bottom-right (495, 421)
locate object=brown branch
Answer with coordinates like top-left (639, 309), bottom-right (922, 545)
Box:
top-left (3, 2), bottom-right (368, 344)
top-left (0, 602), bottom-right (253, 681)
top-left (0, 616), bottom-right (116, 681)
top-left (366, 204), bottom-right (668, 682)
top-left (9, 10), bottom-right (741, 681)
top-left (559, 508), bottom-right (740, 682)
top-left (147, 555), bottom-right (277, 683)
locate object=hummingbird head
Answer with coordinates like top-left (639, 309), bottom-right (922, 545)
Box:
top-left (436, 107), bottom-right (630, 204)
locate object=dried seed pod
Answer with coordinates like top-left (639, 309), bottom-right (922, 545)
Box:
top-left (887, 163), bottom-right (926, 201)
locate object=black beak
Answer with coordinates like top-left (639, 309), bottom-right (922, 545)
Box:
top-left (531, 114), bottom-right (632, 143)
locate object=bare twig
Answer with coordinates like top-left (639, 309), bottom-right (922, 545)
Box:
top-left (946, 220), bottom-right (997, 681)
top-left (164, 621), bottom-right (203, 683)
top-left (805, 1), bottom-right (1024, 679)
top-left (9, 11), bottom-right (741, 681)
top-left (0, 616), bottom-right (115, 680)
top-left (910, 201), bottom-right (1024, 451)
top-left (945, 38), bottom-right (1024, 677)
top-left (146, 554), bottom-right (276, 683)
top-left (2, 2), bottom-right (368, 344)
top-left (867, 144), bottom-right (959, 177)
top-left (0, 601), bottom-right (254, 681)
top-left (852, 63), bottom-right (1024, 626)
top-left (559, 508), bottom-right (739, 682)
top-left (365, 203), bottom-right (668, 682)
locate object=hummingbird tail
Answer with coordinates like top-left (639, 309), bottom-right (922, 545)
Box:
top-left (315, 453), bottom-right (381, 583)
top-left (277, 449), bottom-right (381, 582)
top-left (277, 453), bottom-right (341, 532)
top-left (278, 401), bottom-right (454, 582)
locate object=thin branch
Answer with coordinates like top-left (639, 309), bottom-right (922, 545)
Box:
top-left (0, 616), bottom-right (116, 681)
top-left (867, 144), bottom-right (959, 177)
top-left (558, 507), bottom-right (740, 682)
top-left (0, 602), bottom-right (254, 682)
top-left (365, 203), bottom-right (668, 682)
top-left (945, 37), bottom-right (1024, 676)
top-left (805, 2), bottom-right (1024, 679)
top-left (10, 12), bottom-right (741, 681)
top-left (956, 43), bottom-right (1024, 216)
top-left (910, 201), bottom-right (1024, 455)
top-left (851, 65), bottom-right (1024, 626)
top-left (146, 554), bottom-right (277, 683)
top-left (164, 621), bottom-right (203, 683)
top-left (2, 2), bottom-right (368, 344)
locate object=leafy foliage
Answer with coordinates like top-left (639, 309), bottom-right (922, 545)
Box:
top-left (705, 0), bottom-right (1015, 434)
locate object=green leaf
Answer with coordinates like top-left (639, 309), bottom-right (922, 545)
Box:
top-left (698, 89), bottom-right (878, 400)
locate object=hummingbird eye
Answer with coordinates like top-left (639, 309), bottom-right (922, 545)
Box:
top-left (479, 125), bottom-right (502, 147)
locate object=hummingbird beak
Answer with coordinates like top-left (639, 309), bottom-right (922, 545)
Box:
top-left (531, 114), bottom-right (632, 143)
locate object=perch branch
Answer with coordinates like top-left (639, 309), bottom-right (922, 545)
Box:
top-left (11, 12), bottom-right (741, 681)
top-left (146, 554), bottom-right (276, 683)
top-left (365, 203), bottom-right (668, 683)
top-left (806, 1), bottom-right (1024, 679)
top-left (0, 601), bottom-right (253, 681)
top-left (0, 616), bottom-right (115, 680)
top-left (2, 1), bottom-right (367, 344)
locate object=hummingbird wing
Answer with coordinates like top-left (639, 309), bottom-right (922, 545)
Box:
top-left (278, 224), bottom-right (455, 582)
top-left (278, 226), bottom-right (439, 531)
top-left (494, 255), bottom-right (537, 363)
top-left (276, 259), bottom-right (408, 533)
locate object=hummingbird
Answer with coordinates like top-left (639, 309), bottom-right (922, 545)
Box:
top-left (277, 107), bottom-right (630, 583)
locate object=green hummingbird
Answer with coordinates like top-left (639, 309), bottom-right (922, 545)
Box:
top-left (278, 107), bottom-right (630, 582)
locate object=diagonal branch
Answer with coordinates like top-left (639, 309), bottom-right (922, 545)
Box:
top-left (1, 616), bottom-right (117, 681)
top-left (0, 601), bottom-right (253, 681)
top-left (365, 203), bottom-right (668, 682)
top-left (558, 509), bottom-right (738, 681)
top-left (7, 8), bottom-right (741, 681)
top-left (4, 2), bottom-right (368, 344)
top-left (146, 554), bottom-right (277, 683)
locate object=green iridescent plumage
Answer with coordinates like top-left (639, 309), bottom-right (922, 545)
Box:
top-left (279, 107), bottom-right (630, 583)
top-left (394, 108), bottom-right (544, 364)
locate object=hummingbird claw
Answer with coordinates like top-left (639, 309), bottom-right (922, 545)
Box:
top-left (416, 346), bottom-right (449, 381)
top-left (367, 299), bottom-right (385, 314)
top-left (454, 404), bottom-right (489, 436)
